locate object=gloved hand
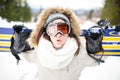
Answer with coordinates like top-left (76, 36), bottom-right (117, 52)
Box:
top-left (84, 26), bottom-right (105, 64)
top-left (10, 25), bottom-right (33, 64)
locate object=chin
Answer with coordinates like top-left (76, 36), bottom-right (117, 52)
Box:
top-left (54, 44), bottom-right (64, 49)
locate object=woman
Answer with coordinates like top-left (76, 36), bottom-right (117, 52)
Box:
top-left (24, 7), bottom-right (104, 80)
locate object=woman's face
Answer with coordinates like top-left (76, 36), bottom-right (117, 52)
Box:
top-left (48, 19), bottom-right (69, 49)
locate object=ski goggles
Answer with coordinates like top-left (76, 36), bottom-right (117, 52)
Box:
top-left (46, 22), bottom-right (71, 36)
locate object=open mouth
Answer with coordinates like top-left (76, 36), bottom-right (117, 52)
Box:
top-left (57, 39), bottom-right (61, 42)
top-left (56, 39), bottom-right (62, 43)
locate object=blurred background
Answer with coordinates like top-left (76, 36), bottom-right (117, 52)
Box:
top-left (0, 0), bottom-right (120, 25)
top-left (0, 0), bottom-right (120, 80)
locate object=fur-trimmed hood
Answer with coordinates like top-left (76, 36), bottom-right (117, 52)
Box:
top-left (28, 7), bottom-right (80, 47)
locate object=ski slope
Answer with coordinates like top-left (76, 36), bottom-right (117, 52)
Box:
top-left (0, 52), bottom-right (120, 80)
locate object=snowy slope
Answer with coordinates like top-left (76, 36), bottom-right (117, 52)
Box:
top-left (0, 52), bottom-right (120, 80)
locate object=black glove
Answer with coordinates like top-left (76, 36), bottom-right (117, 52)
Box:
top-left (115, 25), bottom-right (120, 32)
top-left (84, 26), bottom-right (105, 63)
top-left (10, 25), bottom-right (33, 64)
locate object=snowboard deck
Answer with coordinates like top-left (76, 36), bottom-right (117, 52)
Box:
top-left (0, 27), bottom-right (120, 56)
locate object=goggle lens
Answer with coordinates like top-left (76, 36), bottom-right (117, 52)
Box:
top-left (46, 23), bottom-right (70, 36)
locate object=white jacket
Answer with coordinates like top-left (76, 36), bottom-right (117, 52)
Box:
top-left (22, 37), bottom-right (99, 80)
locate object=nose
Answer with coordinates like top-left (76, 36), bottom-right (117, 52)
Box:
top-left (55, 32), bottom-right (63, 37)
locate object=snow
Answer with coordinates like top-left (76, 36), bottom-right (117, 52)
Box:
top-left (80, 57), bottom-right (120, 80)
top-left (0, 52), bottom-right (38, 80)
top-left (0, 52), bottom-right (120, 80)
top-left (0, 17), bottom-right (36, 29)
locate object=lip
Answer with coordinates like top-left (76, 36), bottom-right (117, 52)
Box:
top-left (56, 39), bottom-right (62, 43)
top-left (57, 39), bottom-right (61, 42)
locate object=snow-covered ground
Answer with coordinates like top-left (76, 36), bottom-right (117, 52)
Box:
top-left (0, 52), bottom-right (120, 80)
top-left (0, 52), bottom-right (38, 80)
top-left (80, 56), bottom-right (120, 80)
top-left (0, 17), bottom-right (36, 29)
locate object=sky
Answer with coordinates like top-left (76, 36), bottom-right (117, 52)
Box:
top-left (27, 0), bottom-right (105, 10)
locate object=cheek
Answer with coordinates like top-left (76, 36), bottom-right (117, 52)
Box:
top-left (50, 37), bottom-right (57, 45)
top-left (62, 36), bottom-right (68, 43)
top-left (50, 37), bottom-right (55, 43)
